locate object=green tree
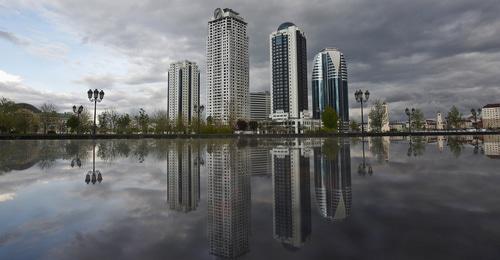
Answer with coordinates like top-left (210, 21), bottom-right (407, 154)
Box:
top-left (152, 110), bottom-right (169, 134)
top-left (410, 109), bottom-right (425, 130)
top-left (349, 120), bottom-right (360, 132)
top-left (0, 97), bottom-right (17, 133)
top-left (322, 106), bottom-right (339, 130)
top-left (116, 114), bottom-right (131, 134)
top-left (447, 106), bottom-right (462, 129)
top-left (66, 115), bottom-right (80, 133)
top-left (368, 100), bottom-right (388, 132)
top-left (135, 108), bottom-right (150, 133)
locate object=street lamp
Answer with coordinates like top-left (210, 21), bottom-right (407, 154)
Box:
top-left (72, 105), bottom-right (84, 134)
top-left (405, 107), bottom-right (415, 135)
top-left (85, 143), bottom-right (102, 184)
top-left (471, 108), bottom-right (481, 131)
top-left (87, 89), bottom-right (104, 136)
top-left (194, 104), bottom-right (205, 134)
top-left (355, 90), bottom-right (370, 135)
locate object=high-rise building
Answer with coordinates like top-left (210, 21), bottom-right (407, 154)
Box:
top-left (206, 8), bottom-right (249, 124)
top-left (436, 112), bottom-right (445, 130)
top-left (167, 61), bottom-right (200, 125)
top-left (269, 22), bottom-right (308, 121)
top-left (207, 141), bottom-right (251, 258)
top-left (250, 91), bottom-right (271, 122)
top-left (312, 48), bottom-right (349, 126)
top-left (313, 139), bottom-right (352, 221)
top-left (271, 146), bottom-right (311, 249)
top-left (167, 141), bottom-right (200, 212)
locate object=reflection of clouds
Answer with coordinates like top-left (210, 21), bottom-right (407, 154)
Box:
top-left (0, 192), bottom-right (15, 202)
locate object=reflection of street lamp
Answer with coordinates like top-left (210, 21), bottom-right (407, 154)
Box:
top-left (471, 108), bottom-right (481, 131)
top-left (85, 143), bottom-right (102, 184)
top-left (193, 104), bottom-right (205, 134)
top-left (405, 108), bottom-right (415, 135)
top-left (355, 90), bottom-right (370, 134)
top-left (87, 89), bottom-right (104, 136)
top-left (358, 138), bottom-right (373, 176)
top-left (72, 105), bottom-right (84, 134)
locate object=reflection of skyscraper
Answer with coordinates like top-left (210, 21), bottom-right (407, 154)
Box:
top-left (167, 141), bottom-right (200, 212)
top-left (248, 146), bottom-right (272, 176)
top-left (484, 135), bottom-right (500, 159)
top-left (314, 139), bottom-right (352, 221)
top-left (207, 142), bottom-right (251, 258)
top-left (271, 147), bottom-right (311, 249)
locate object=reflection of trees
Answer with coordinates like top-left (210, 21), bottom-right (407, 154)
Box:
top-left (407, 137), bottom-right (425, 157)
top-left (447, 137), bottom-right (464, 158)
top-left (0, 141), bottom-right (42, 173)
top-left (369, 137), bottom-right (390, 163)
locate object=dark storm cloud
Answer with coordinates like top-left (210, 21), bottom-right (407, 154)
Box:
top-left (8, 0), bottom-right (500, 119)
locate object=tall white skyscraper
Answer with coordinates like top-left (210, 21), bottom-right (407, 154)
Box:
top-left (269, 22), bottom-right (308, 121)
top-left (206, 8), bottom-right (249, 125)
top-left (167, 61), bottom-right (200, 125)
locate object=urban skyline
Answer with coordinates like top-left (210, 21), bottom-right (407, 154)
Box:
top-left (2, 1), bottom-right (499, 122)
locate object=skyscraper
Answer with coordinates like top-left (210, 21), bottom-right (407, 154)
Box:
top-left (166, 141), bottom-right (200, 212)
top-left (250, 91), bottom-right (271, 122)
top-left (313, 139), bottom-right (352, 221)
top-left (312, 48), bottom-right (349, 126)
top-left (269, 22), bottom-right (308, 121)
top-left (167, 61), bottom-right (200, 126)
top-left (271, 146), bottom-right (311, 249)
top-left (207, 141), bottom-right (251, 258)
top-left (206, 8), bottom-right (249, 125)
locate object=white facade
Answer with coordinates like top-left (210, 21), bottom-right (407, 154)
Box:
top-left (167, 61), bottom-right (200, 125)
top-left (436, 112), bottom-right (445, 130)
top-left (249, 91), bottom-right (271, 121)
top-left (382, 102), bottom-right (390, 132)
top-left (482, 104), bottom-right (500, 129)
top-left (206, 8), bottom-right (249, 125)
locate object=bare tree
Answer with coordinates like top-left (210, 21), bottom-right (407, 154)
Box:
top-left (39, 103), bottom-right (57, 134)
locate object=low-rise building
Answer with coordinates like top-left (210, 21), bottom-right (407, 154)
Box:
top-left (482, 104), bottom-right (500, 129)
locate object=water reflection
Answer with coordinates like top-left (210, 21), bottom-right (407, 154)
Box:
top-left (314, 139), bottom-right (352, 222)
top-left (85, 143), bottom-right (102, 184)
top-left (271, 142), bottom-right (311, 249)
top-left (166, 141), bottom-right (201, 212)
top-left (1, 136), bottom-right (500, 259)
top-left (207, 141), bottom-right (251, 258)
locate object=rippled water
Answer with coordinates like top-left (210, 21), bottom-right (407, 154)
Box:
top-left (1, 136), bottom-right (499, 259)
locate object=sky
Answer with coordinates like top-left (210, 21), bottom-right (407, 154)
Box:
top-left (0, 0), bottom-right (499, 121)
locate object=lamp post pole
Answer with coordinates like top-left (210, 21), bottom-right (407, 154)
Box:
top-left (405, 108), bottom-right (415, 135)
top-left (355, 90), bottom-right (370, 135)
top-left (87, 89), bottom-right (104, 137)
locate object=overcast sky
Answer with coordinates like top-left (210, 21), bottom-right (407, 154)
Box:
top-left (1, 0), bottom-right (499, 121)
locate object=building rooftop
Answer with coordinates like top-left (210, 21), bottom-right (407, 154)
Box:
top-left (278, 22), bottom-right (296, 31)
top-left (483, 103), bottom-right (500, 108)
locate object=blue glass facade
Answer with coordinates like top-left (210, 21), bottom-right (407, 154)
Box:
top-left (312, 49), bottom-right (349, 125)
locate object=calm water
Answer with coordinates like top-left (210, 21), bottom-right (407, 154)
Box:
top-left (1, 136), bottom-right (500, 260)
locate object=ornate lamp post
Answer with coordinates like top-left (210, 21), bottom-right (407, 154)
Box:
top-left (87, 89), bottom-right (104, 136)
top-left (85, 143), bottom-right (102, 184)
top-left (355, 90), bottom-right (370, 135)
top-left (72, 105), bottom-right (84, 134)
top-left (405, 107), bottom-right (415, 135)
top-left (471, 108), bottom-right (481, 131)
top-left (194, 104), bottom-right (205, 134)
